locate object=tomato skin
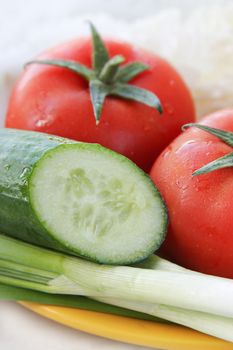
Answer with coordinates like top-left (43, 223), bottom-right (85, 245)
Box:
top-left (150, 109), bottom-right (233, 278)
top-left (6, 38), bottom-right (195, 172)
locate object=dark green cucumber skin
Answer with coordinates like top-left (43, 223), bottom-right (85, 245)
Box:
top-left (0, 128), bottom-right (75, 251)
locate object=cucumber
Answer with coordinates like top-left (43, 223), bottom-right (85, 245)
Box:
top-left (0, 129), bottom-right (167, 264)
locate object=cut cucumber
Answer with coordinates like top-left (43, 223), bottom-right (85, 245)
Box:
top-left (0, 129), bottom-right (167, 264)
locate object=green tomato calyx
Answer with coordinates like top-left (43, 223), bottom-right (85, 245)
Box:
top-left (183, 123), bottom-right (233, 176)
top-left (26, 23), bottom-right (163, 124)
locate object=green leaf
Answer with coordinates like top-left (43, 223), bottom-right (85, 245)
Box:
top-left (183, 123), bottom-right (233, 147)
top-left (26, 60), bottom-right (93, 81)
top-left (116, 62), bottom-right (149, 82)
top-left (25, 24), bottom-right (164, 122)
top-left (89, 80), bottom-right (109, 123)
top-left (99, 55), bottom-right (125, 83)
top-left (89, 23), bottom-right (109, 74)
top-left (193, 152), bottom-right (233, 176)
top-left (0, 283), bottom-right (165, 322)
top-left (110, 83), bottom-right (163, 113)
top-left (182, 124), bottom-right (233, 175)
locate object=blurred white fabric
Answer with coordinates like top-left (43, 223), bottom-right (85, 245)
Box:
top-left (1, 0), bottom-right (232, 123)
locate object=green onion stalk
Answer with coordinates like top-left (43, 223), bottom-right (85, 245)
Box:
top-left (0, 234), bottom-right (232, 343)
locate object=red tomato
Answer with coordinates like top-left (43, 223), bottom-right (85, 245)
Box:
top-left (6, 37), bottom-right (195, 172)
top-left (150, 109), bottom-right (233, 278)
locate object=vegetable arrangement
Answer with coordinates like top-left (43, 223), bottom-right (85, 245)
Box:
top-left (5, 24), bottom-right (195, 172)
top-left (1, 24), bottom-right (233, 346)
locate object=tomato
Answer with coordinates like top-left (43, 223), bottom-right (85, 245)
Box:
top-left (150, 109), bottom-right (233, 278)
top-left (5, 26), bottom-right (195, 172)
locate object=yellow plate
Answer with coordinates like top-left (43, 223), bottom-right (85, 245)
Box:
top-left (20, 302), bottom-right (233, 350)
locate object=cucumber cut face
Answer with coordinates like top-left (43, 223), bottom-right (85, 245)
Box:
top-left (30, 143), bottom-right (167, 264)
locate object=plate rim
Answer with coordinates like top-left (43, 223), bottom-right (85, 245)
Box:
top-left (19, 302), bottom-right (233, 350)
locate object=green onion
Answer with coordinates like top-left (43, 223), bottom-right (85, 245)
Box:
top-left (0, 233), bottom-right (232, 317)
top-left (0, 234), bottom-right (233, 342)
top-left (0, 283), bottom-right (163, 322)
top-left (95, 297), bottom-right (233, 343)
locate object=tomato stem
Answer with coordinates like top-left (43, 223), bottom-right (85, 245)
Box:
top-left (183, 123), bottom-right (233, 175)
top-left (26, 23), bottom-right (163, 123)
top-left (99, 55), bottom-right (125, 84)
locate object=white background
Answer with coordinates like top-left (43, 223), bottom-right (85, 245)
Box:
top-left (0, 0), bottom-right (230, 349)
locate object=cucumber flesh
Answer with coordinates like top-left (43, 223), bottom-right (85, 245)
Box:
top-left (30, 143), bottom-right (167, 264)
top-left (0, 129), bottom-right (167, 264)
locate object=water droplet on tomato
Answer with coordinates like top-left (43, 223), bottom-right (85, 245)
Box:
top-left (175, 140), bottom-right (196, 154)
top-left (175, 179), bottom-right (188, 190)
top-left (162, 150), bottom-right (170, 158)
top-left (164, 102), bottom-right (174, 115)
top-left (35, 114), bottom-right (54, 128)
top-left (162, 145), bottom-right (173, 158)
top-left (195, 186), bottom-right (200, 192)
top-left (35, 119), bottom-right (48, 127)
top-left (167, 145), bottom-right (173, 151)
top-left (143, 126), bottom-right (151, 132)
